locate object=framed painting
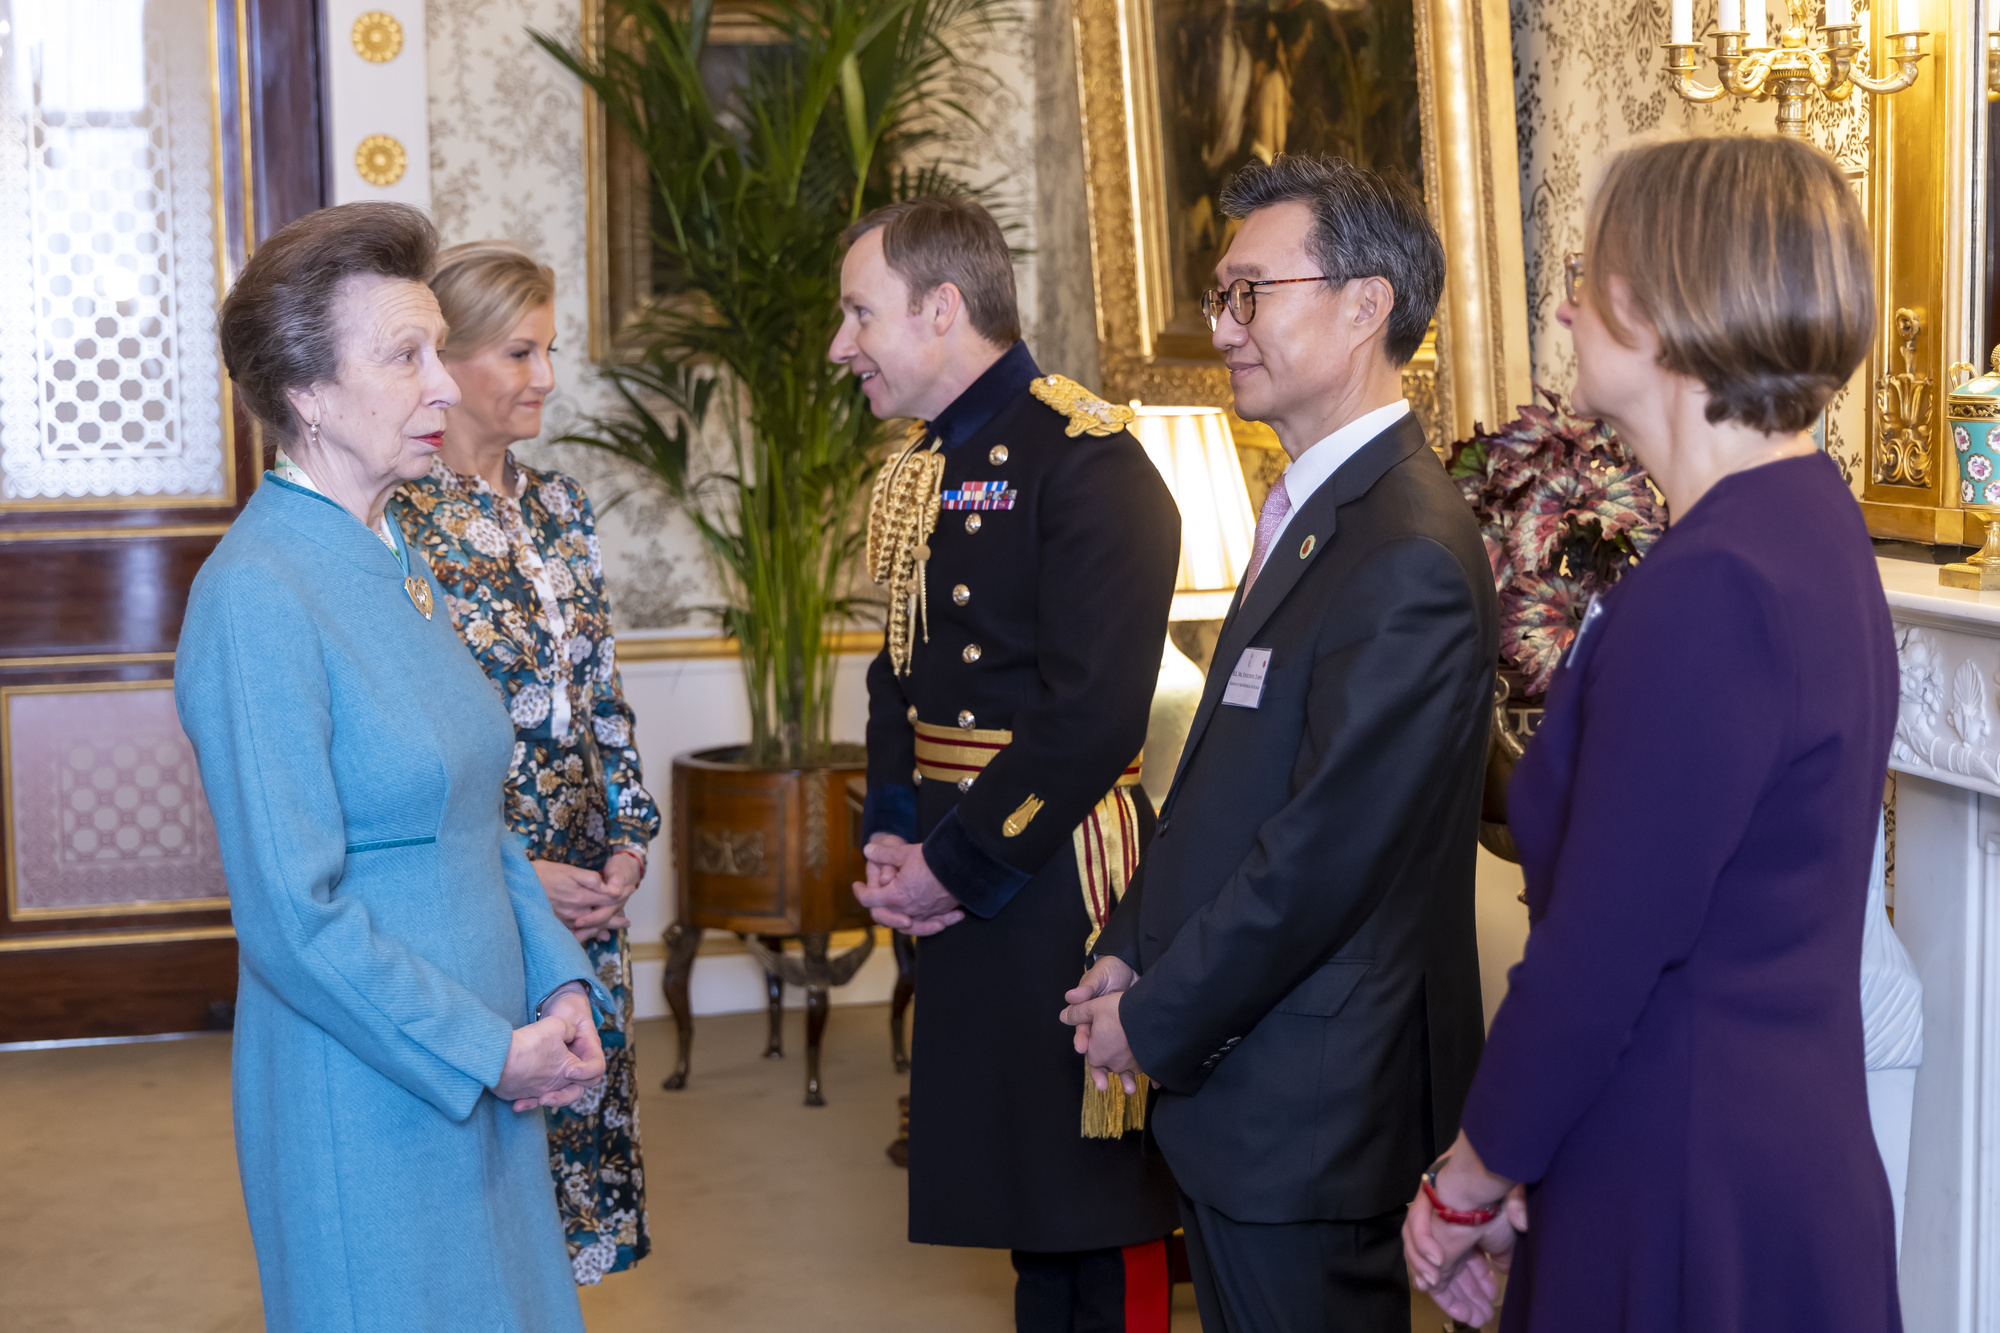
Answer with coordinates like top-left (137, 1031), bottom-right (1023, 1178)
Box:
top-left (581, 0), bottom-right (781, 362)
top-left (1073, 0), bottom-right (1532, 458)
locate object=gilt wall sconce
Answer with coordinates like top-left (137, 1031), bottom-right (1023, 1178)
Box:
top-left (1662, 0), bottom-right (1928, 138)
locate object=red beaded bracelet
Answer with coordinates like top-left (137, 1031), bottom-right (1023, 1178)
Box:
top-left (1422, 1177), bottom-right (1501, 1227)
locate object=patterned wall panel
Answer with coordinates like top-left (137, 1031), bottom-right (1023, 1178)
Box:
top-left (1510, 0), bottom-right (1871, 489)
top-left (0, 0), bottom-right (228, 505)
top-left (3, 682), bottom-right (226, 919)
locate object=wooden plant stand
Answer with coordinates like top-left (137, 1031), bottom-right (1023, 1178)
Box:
top-left (661, 746), bottom-right (881, 1106)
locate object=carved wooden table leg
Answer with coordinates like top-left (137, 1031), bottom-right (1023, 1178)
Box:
top-left (755, 934), bottom-right (787, 1058)
top-left (801, 932), bottom-right (831, 1107)
top-left (660, 921), bottom-right (702, 1090)
top-left (743, 929), bottom-right (874, 1106)
top-left (890, 929), bottom-right (916, 1072)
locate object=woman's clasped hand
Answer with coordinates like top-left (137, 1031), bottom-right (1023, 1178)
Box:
top-left (1403, 1174), bottom-right (1529, 1327)
top-left (534, 855), bottom-right (640, 943)
top-left (495, 985), bottom-right (607, 1111)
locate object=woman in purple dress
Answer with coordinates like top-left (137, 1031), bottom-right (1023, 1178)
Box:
top-left (1403, 135), bottom-right (1901, 1330)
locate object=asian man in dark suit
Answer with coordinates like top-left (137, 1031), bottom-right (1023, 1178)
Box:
top-left (1059, 155), bottom-right (1499, 1331)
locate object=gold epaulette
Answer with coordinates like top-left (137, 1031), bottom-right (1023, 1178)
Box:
top-left (1029, 374), bottom-right (1137, 438)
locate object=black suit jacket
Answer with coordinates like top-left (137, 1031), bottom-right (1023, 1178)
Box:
top-left (1096, 412), bottom-right (1499, 1224)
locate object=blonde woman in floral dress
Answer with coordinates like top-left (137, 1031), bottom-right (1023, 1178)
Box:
top-left (389, 241), bottom-right (659, 1285)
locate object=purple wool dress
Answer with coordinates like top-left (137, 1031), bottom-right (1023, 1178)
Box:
top-left (1460, 452), bottom-right (1902, 1331)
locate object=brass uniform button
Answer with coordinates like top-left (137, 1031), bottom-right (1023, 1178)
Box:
top-left (962, 643), bottom-right (982, 664)
top-left (958, 709), bottom-right (976, 729)
top-left (913, 767), bottom-right (923, 784)
top-left (957, 777), bottom-right (973, 792)
top-left (906, 705), bottom-right (918, 723)
top-left (989, 445), bottom-right (1009, 465)
top-left (965, 513), bottom-right (982, 534)
top-left (952, 583), bottom-right (970, 606)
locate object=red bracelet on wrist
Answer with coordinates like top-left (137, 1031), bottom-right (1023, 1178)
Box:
top-left (1421, 1177), bottom-right (1501, 1227)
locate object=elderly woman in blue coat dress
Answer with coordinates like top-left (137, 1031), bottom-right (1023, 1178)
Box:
top-left (1403, 136), bottom-right (1902, 1330)
top-left (175, 201), bottom-right (613, 1333)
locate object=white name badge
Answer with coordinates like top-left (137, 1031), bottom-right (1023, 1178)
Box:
top-left (1222, 647), bottom-right (1273, 708)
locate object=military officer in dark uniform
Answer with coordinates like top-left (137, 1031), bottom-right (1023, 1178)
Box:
top-left (830, 197), bottom-right (1183, 1331)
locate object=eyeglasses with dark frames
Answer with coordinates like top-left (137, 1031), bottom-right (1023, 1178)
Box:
top-left (1563, 251), bottom-right (1586, 307)
top-left (1200, 275), bottom-right (1340, 331)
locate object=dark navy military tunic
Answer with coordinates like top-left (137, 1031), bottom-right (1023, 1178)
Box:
top-left (862, 341), bottom-right (1182, 1251)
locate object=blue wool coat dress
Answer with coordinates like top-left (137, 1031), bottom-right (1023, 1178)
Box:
top-left (174, 476), bottom-right (613, 1333)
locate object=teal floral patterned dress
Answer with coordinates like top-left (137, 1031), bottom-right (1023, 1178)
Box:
top-left (389, 456), bottom-right (659, 1285)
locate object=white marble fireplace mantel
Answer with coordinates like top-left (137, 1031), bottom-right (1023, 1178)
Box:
top-left (1880, 555), bottom-right (2000, 1332)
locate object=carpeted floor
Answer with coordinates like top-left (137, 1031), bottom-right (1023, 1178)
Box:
top-left (0, 1005), bottom-right (1476, 1331)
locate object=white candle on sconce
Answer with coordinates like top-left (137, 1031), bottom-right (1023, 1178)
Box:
top-left (1672, 0), bottom-right (1693, 42)
top-left (1895, 0), bottom-right (1919, 30)
top-left (1827, 0), bottom-right (1851, 26)
top-left (1720, 0), bottom-right (1742, 29)
top-left (1745, 0), bottom-right (1768, 42)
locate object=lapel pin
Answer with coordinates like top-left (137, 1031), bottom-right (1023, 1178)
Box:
top-left (1299, 534), bottom-right (1316, 559)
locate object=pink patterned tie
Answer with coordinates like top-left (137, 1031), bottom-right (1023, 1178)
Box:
top-left (1242, 477), bottom-right (1291, 595)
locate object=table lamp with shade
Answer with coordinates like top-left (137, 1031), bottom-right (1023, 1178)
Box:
top-left (1128, 404), bottom-right (1259, 808)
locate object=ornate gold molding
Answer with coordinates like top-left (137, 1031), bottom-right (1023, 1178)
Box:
top-left (0, 925), bottom-right (233, 954)
top-left (0, 652), bottom-right (176, 669)
top-left (1860, 0), bottom-right (1986, 544)
top-left (1876, 307), bottom-right (1936, 487)
top-left (1412, 0), bottom-right (1533, 440)
top-left (0, 524), bottom-right (229, 543)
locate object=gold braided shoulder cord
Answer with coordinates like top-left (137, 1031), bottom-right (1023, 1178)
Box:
top-left (866, 422), bottom-right (945, 676)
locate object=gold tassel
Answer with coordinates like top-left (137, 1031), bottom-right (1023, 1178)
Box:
top-left (1081, 1068), bottom-right (1149, 1139)
top-left (1075, 785), bottom-right (1148, 1138)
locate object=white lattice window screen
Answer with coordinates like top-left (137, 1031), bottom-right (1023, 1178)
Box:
top-left (0, 0), bottom-right (225, 503)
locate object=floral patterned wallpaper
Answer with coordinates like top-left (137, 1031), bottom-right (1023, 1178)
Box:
top-left (424, 0), bottom-right (1038, 629)
top-left (1509, 0), bottom-right (1872, 490)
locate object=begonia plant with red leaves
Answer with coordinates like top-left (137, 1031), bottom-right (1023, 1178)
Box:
top-left (1446, 387), bottom-right (1666, 696)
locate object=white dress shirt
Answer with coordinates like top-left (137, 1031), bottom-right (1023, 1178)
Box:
top-left (1264, 398), bottom-right (1411, 555)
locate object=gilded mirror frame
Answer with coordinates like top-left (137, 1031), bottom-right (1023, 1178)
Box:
top-left (1069, 0), bottom-right (1533, 453)
top-left (1860, 0), bottom-right (1986, 544)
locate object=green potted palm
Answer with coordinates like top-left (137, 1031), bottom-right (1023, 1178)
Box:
top-left (536, 0), bottom-right (1005, 1104)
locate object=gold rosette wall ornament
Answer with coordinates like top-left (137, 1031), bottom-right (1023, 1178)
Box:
top-left (354, 135), bottom-right (408, 187)
top-left (350, 11), bottom-right (404, 62)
